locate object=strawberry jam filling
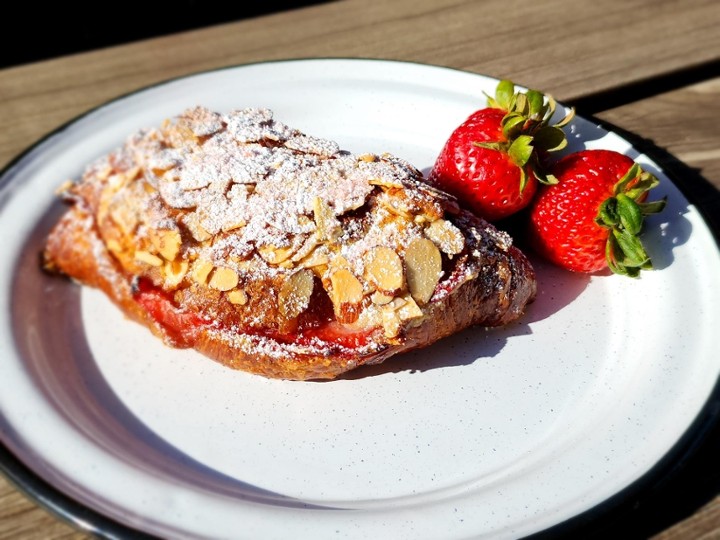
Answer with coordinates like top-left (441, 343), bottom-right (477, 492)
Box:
top-left (132, 279), bottom-right (208, 347)
top-left (132, 279), bottom-right (372, 351)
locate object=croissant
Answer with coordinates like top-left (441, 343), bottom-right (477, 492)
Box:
top-left (43, 107), bottom-right (536, 380)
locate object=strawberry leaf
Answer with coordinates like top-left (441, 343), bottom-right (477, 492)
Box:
top-left (606, 235), bottom-right (630, 276)
top-left (616, 194), bottom-right (643, 235)
top-left (514, 93), bottom-right (529, 116)
top-left (638, 198), bottom-right (668, 214)
top-left (612, 229), bottom-right (651, 268)
top-left (554, 106), bottom-right (575, 128)
top-left (596, 198), bottom-right (620, 228)
top-left (473, 141), bottom-right (505, 152)
top-left (518, 165), bottom-right (528, 193)
top-left (494, 80), bottom-right (515, 110)
top-left (508, 135), bottom-right (534, 167)
top-left (526, 90), bottom-right (544, 116)
top-left (502, 114), bottom-right (527, 139)
top-left (534, 126), bottom-right (568, 152)
top-left (533, 170), bottom-right (559, 185)
top-left (598, 168), bottom-right (666, 278)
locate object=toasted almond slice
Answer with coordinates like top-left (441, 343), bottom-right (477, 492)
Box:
top-left (425, 219), bottom-right (464, 256)
top-left (208, 267), bottom-right (239, 292)
top-left (368, 177), bottom-right (403, 189)
top-left (364, 246), bottom-right (404, 294)
top-left (313, 197), bottom-right (341, 241)
top-left (395, 294), bottom-right (423, 321)
top-left (221, 219), bottom-right (246, 233)
top-left (152, 229), bottom-right (182, 261)
top-left (310, 264), bottom-right (329, 280)
top-left (135, 250), bottom-right (163, 267)
top-left (107, 172), bottom-right (130, 192)
top-left (329, 268), bottom-right (364, 324)
top-left (191, 259), bottom-right (214, 285)
top-left (142, 181), bottom-right (157, 195)
top-left (181, 213), bottom-right (212, 243)
top-left (371, 291), bottom-right (394, 305)
top-left (106, 238), bottom-right (123, 255)
top-left (404, 238), bottom-right (442, 305)
top-left (330, 254), bottom-right (351, 271)
top-left (55, 179), bottom-right (75, 197)
top-left (291, 235), bottom-right (320, 262)
top-left (227, 289), bottom-right (248, 305)
top-left (381, 199), bottom-right (413, 219)
top-left (164, 260), bottom-right (189, 288)
top-left (297, 244), bottom-right (330, 269)
top-left (279, 269), bottom-right (315, 319)
top-left (258, 244), bottom-right (296, 265)
top-left (109, 201), bottom-right (139, 236)
top-left (381, 309), bottom-right (402, 338)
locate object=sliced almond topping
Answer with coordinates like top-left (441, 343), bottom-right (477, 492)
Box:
top-left (109, 202), bottom-right (139, 236)
top-left (371, 291), bottom-right (394, 305)
top-left (291, 235), bottom-right (320, 262)
top-left (125, 166), bottom-right (142, 182)
top-left (313, 197), bottom-right (341, 242)
top-left (369, 177), bottom-right (403, 189)
top-left (208, 267), bottom-right (239, 292)
top-left (135, 250), bottom-right (163, 267)
top-left (381, 199), bottom-right (413, 219)
top-left (395, 294), bottom-right (423, 321)
top-left (107, 172), bottom-right (130, 192)
top-left (329, 268), bottom-right (364, 324)
top-left (279, 269), bottom-right (315, 319)
top-left (425, 219), bottom-right (464, 256)
top-left (258, 244), bottom-right (296, 265)
top-left (181, 213), bottom-right (212, 243)
top-left (404, 238), bottom-right (442, 305)
top-left (55, 179), bottom-right (75, 196)
top-left (227, 289), bottom-right (248, 305)
top-left (310, 263), bottom-right (329, 279)
top-left (297, 243), bottom-right (329, 269)
top-left (164, 260), bottom-right (189, 288)
top-left (330, 254), bottom-right (351, 271)
top-left (381, 309), bottom-right (402, 338)
top-left (152, 229), bottom-right (182, 261)
top-left (221, 219), bottom-right (246, 233)
top-left (106, 238), bottom-right (123, 254)
top-left (191, 259), bottom-right (214, 285)
top-left (364, 246), bottom-right (404, 295)
top-left (358, 153), bottom-right (378, 163)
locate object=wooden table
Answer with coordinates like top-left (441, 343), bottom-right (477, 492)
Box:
top-left (1, 0), bottom-right (718, 537)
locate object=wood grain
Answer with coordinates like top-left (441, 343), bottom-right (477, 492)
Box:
top-left (2, 0), bottom-right (720, 171)
top-left (0, 482), bottom-right (83, 540)
top-left (0, 0), bottom-right (719, 538)
top-left (597, 77), bottom-right (720, 235)
top-left (596, 77), bottom-right (720, 189)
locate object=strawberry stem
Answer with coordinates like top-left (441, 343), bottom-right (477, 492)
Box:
top-left (482, 80), bottom-right (575, 188)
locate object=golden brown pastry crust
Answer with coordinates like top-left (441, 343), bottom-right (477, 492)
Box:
top-left (44, 107), bottom-right (536, 380)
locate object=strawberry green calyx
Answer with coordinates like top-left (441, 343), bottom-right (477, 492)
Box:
top-left (595, 163), bottom-right (667, 277)
top-left (477, 80), bottom-right (575, 190)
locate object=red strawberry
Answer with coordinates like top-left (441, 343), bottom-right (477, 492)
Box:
top-left (429, 80), bottom-right (573, 221)
top-left (528, 149), bottom-right (667, 277)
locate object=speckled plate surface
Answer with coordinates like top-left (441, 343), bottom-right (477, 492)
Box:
top-left (1, 59), bottom-right (719, 539)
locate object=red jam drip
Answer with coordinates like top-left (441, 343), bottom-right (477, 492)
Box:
top-left (132, 279), bottom-right (371, 351)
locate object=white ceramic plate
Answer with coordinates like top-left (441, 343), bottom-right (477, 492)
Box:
top-left (1, 59), bottom-right (719, 539)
